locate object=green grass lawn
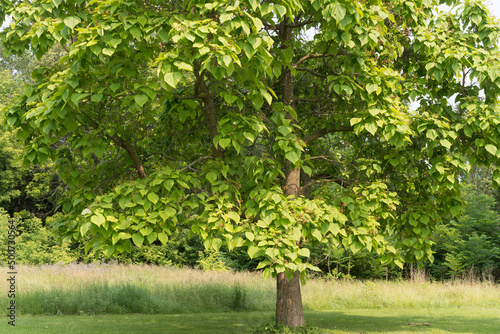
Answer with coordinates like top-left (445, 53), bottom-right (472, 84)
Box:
top-left (2, 265), bottom-right (499, 333)
top-left (5, 308), bottom-right (500, 334)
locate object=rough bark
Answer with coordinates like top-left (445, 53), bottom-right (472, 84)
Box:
top-left (300, 168), bottom-right (312, 199)
top-left (275, 16), bottom-right (306, 328)
top-left (284, 166), bottom-right (301, 196)
top-left (276, 271), bottom-right (305, 327)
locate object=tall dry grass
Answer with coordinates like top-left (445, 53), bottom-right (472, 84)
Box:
top-left (1, 263), bottom-right (499, 315)
top-left (302, 279), bottom-right (500, 309)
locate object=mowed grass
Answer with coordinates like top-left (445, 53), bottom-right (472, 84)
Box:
top-left (1, 264), bottom-right (499, 333)
top-left (4, 309), bottom-right (500, 334)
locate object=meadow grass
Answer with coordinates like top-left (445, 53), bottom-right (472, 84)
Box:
top-left (1, 263), bottom-right (499, 316)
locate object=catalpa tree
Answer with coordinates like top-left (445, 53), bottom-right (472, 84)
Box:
top-left (2, 0), bottom-right (500, 327)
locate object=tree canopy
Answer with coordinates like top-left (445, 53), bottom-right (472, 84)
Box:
top-left (2, 0), bottom-right (500, 327)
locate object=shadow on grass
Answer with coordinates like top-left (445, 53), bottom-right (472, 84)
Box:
top-left (7, 312), bottom-right (273, 334)
top-left (307, 309), bottom-right (500, 334)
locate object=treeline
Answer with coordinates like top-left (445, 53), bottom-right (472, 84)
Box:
top-left (1, 175), bottom-right (499, 281)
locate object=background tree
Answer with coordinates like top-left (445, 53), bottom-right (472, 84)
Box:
top-left (0, 115), bottom-right (23, 207)
top-left (3, 0), bottom-right (500, 328)
top-left (429, 183), bottom-right (500, 280)
top-left (0, 43), bottom-right (65, 217)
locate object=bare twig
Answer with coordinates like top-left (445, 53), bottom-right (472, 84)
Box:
top-left (179, 156), bottom-right (211, 172)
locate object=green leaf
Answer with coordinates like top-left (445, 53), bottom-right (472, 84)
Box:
top-left (302, 165), bottom-right (312, 176)
top-left (118, 232), bottom-right (132, 239)
top-left (164, 72), bottom-right (182, 88)
top-left (350, 241), bottom-right (363, 254)
top-left (366, 83), bottom-right (379, 95)
top-left (240, 20), bottom-right (250, 35)
top-left (298, 248), bottom-right (310, 258)
top-left (206, 171), bottom-right (217, 184)
top-left (365, 123), bottom-right (377, 135)
top-left (218, 138), bottom-right (231, 149)
top-left (102, 48), bottom-right (115, 57)
top-left (116, 219), bottom-right (131, 230)
top-left (350, 118), bottom-right (362, 126)
top-left (103, 245), bottom-right (115, 257)
top-left (80, 222), bottom-right (91, 236)
top-left (331, 3), bottom-right (346, 23)
top-left (440, 139), bottom-right (452, 149)
top-left (176, 62), bottom-right (193, 71)
top-left (159, 207), bottom-right (176, 220)
top-left (91, 94), bottom-right (103, 102)
top-left (147, 232), bottom-right (158, 244)
top-left (245, 232), bottom-right (255, 241)
top-left (341, 32), bottom-right (351, 45)
top-left (262, 267), bottom-right (272, 279)
top-left (130, 26), bottom-right (142, 40)
top-left (109, 38), bottom-right (122, 48)
top-left (109, 83), bottom-right (121, 93)
top-left (119, 197), bottom-right (129, 210)
top-left (243, 132), bottom-right (255, 142)
top-left (329, 223), bottom-right (340, 235)
top-left (134, 94), bottom-right (149, 107)
top-left (137, 15), bottom-right (147, 27)
top-left (311, 229), bottom-right (322, 241)
top-left (91, 214), bottom-right (105, 227)
top-left (251, 17), bottom-right (263, 32)
top-left (433, 70), bottom-right (444, 81)
top-left (248, 245), bottom-right (260, 259)
top-left (147, 192), bottom-right (159, 204)
top-left (485, 144), bottom-right (497, 156)
top-left (64, 16), bottom-right (81, 30)
top-left (132, 233), bottom-right (144, 247)
top-left (493, 169), bottom-right (500, 186)
top-left (249, 0), bottom-right (258, 10)
top-left (274, 4), bottom-right (286, 18)
top-left (285, 150), bottom-right (300, 165)
top-left (7, 117), bottom-right (16, 127)
top-left (158, 232), bottom-right (168, 244)
top-left (227, 211), bottom-right (240, 223)
top-left (163, 179), bottom-right (174, 191)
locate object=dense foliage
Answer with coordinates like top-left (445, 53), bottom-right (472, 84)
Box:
top-left (2, 0), bottom-right (500, 326)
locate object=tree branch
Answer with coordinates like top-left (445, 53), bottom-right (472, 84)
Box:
top-left (179, 156), bottom-right (211, 172)
top-left (285, 19), bottom-right (316, 28)
top-left (293, 53), bottom-right (338, 67)
top-left (85, 111), bottom-right (147, 179)
top-left (107, 133), bottom-right (147, 179)
top-left (295, 67), bottom-right (327, 78)
top-left (194, 61), bottom-right (224, 158)
top-left (303, 126), bottom-right (354, 144)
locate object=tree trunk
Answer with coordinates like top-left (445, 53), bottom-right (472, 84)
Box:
top-left (275, 15), bottom-right (306, 328)
top-left (276, 271), bottom-right (305, 327)
top-left (277, 165), bottom-right (305, 327)
top-left (194, 61), bottom-right (223, 159)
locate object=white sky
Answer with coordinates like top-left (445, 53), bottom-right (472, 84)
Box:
top-left (485, 1), bottom-right (500, 20)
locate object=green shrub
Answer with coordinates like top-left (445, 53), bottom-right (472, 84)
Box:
top-left (197, 249), bottom-right (233, 272)
top-left (0, 209), bottom-right (78, 265)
